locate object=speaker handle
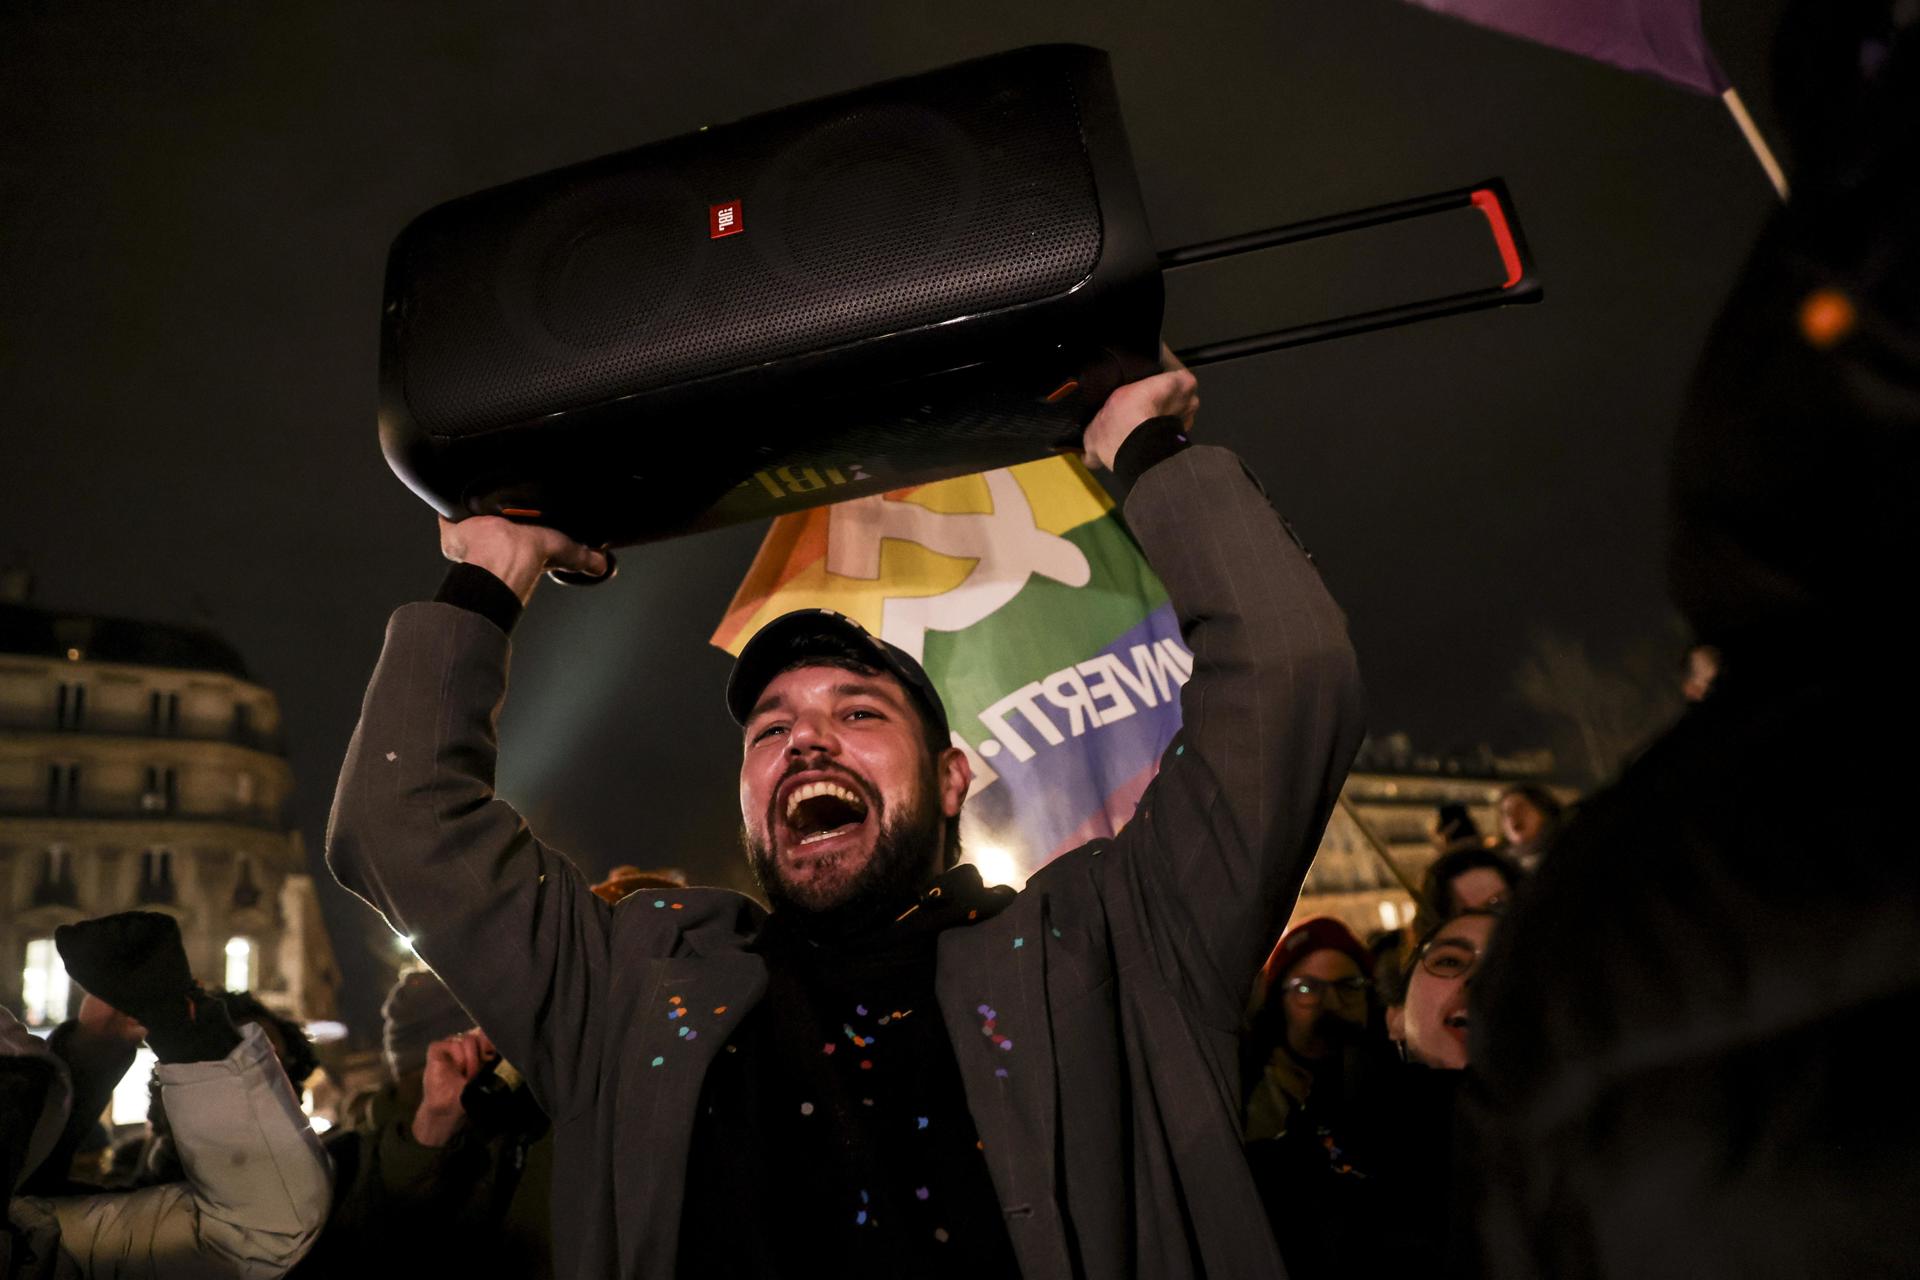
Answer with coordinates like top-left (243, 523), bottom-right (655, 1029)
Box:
top-left (1161, 178), bottom-right (1542, 369)
top-left (547, 551), bottom-right (619, 588)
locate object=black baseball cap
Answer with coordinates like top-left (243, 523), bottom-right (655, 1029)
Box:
top-left (726, 609), bottom-right (950, 744)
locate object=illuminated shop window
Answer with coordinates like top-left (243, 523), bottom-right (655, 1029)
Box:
top-left (111, 1048), bottom-right (158, 1126)
top-left (224, 936), bottom-right (255, 992)
top-left (22, 938), bottom-right (71, 1027)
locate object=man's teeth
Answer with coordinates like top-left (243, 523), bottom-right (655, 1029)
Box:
top-left (798, 826), bottom-right (856, 846)
top-left (784, 780), bottom-right (865, 821)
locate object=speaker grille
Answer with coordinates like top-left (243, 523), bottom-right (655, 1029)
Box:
top-left (397, 56), bottom-right (1104, 439)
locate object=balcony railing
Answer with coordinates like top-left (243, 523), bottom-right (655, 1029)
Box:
top-left (0, 709), bottom-right (285, 754)
top-left (0, 795), bottom-right (293, 833)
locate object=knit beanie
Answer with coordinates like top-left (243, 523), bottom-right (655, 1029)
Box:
top-left (1259, 917), bottom-right (1373, 997)
top-left (381, 968), bottom-right (474, 1081)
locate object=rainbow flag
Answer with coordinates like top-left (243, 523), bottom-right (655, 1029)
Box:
top-left (712, 456), bottom-right (1189, 885)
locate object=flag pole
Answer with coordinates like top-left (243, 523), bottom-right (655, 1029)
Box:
top-left (1337, 794), bottom-right (1423, 900)
top-left (1721, 86), bottom-right (1790, 202)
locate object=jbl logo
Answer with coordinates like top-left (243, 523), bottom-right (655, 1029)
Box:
top-left (709, 200), bottom-right (743, 239)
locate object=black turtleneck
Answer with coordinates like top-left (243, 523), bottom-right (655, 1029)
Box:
top-left (675, 864), bottom-right (1020, 1279)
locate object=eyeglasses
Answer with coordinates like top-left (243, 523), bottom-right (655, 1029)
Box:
top-left (1281, 976), bottom-right (1370, 1002)
top-left (1416, 937), bottom-right (1484, 981)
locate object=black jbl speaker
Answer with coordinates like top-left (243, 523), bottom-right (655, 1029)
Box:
top-left (380, 44), bottom-right (1540, 549)
top-left (381, 45), bottom-right (1163, 547)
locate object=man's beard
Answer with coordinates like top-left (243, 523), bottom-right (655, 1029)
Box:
top-left (744, 762), bottom-right (945, 933)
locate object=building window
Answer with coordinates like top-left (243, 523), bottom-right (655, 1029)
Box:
top-left (137, 848), bottom-right (177, 905)
top-left (235, 770), bottom-right (255, 806)
top-left (46, 763), bottom-right (80, 814)
top-left (224, 936), bottom-right (256, 992)
top-left (55, 682), bottom-right (87, 731)
top-left (148, 690), bottom-right (180, 735)
top-left (141, 765), bottom-right (179, 814)
top-left (22, 938), bottom-right (71, 1027)
top-left (232, 855), bottom-right (263, 909)
top-left (32, 846), bottom-right (78, 909)
top-left (232, 701), bottom-right (254, 745)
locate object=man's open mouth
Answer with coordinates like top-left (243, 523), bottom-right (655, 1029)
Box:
top-left (782, 779), bottom-right (871, 847)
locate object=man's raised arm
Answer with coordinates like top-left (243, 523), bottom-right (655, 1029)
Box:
top-left (1092, 357), bottom-right (1366, 1034)
top-left (326, 520), bottom-right (616, 1119)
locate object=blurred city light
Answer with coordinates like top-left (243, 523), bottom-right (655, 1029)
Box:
top-left (969, 843), bottom-right (1026, 891)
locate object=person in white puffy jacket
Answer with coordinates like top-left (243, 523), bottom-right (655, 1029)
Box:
top-left (2, 916), bottom-right (331, 1279)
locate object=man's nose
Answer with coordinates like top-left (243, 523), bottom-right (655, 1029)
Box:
top-left (786, 713), bottom-right (839, 755)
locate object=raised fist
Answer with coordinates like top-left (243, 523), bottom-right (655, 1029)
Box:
top-left (55, 912), bottom-right (194, 1029)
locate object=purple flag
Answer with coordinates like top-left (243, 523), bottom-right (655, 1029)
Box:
top-left (1405, 0), bottom-right (1729, 96)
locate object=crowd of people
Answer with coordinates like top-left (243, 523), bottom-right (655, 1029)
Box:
top-left (2, 797), bottom-right (1551, 1280)
top-left (6, 3), bottom-right (1915, 1276)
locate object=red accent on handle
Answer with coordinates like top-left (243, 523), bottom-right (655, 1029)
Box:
top-left (500, 507), bottom-right (543, 518)
top-left (1471, 189), bottom-right (1524, 289)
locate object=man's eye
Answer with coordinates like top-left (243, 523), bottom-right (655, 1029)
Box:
top-left (846, 709), bottom-right (880, 721)
top-left (752, 724), bottom-right (787, 743)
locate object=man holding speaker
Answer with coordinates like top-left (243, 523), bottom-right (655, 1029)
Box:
top-left (329, 350), bottom-right (1365, 1279)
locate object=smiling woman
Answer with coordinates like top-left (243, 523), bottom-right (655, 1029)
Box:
top-left (1390, 909), bottom-right (1500, 1070)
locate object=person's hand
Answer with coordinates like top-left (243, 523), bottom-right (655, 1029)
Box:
top-left (438, 515), bottom-right (610, 606)
top-left (54, 913), bottom-right (194, 1032)
top-left (74, 993), bottom-right (147, 1051)
top-left (1080, 343), bottom-right (1199, 473)
top-left (410, 1028), bottom-right (495, 1148)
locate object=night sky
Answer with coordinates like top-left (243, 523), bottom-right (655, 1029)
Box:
top-left (1, 0), bottom-right (1786, 1032)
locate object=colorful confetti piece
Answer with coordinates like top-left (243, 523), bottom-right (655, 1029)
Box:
top-left (934, 1228), bottom-right (950, 1243)
top-left (653, 900), bottom-right (666, 908)
top-left (859, 1059), bottom-right (873, 1070)
top-left (650, 1056), bottom-right (664, 1067)
top-left (995, 1067), bottom-right (1009, 1078)
top-left (916, 1116), bottom-right (929, 1130)
top-left (800, 1102), bottom-right (814, 1115)
top-left (915, 1187), bottom-right (930, 1201)
top-left (714, 1006), bottom-right (727, 1014)
top-left (1013, 937), bottom-right (1024, 949)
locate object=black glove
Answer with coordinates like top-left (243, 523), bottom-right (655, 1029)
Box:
top-left (54, 913), bottom-right (193, 1023)
top-left (54, 913), bottom-right (240, 1064)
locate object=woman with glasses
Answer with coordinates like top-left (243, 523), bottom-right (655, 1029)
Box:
top-left (1246, 908), bottom-right (1500, 1278)
top-left (1389, 909), bottom-right (1497, 1070)
top-left (1241, 918), bottom-right (1378, 1144)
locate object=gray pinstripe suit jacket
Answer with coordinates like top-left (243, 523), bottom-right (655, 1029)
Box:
top-left (328, 445), bottom-right (1364, 1278)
